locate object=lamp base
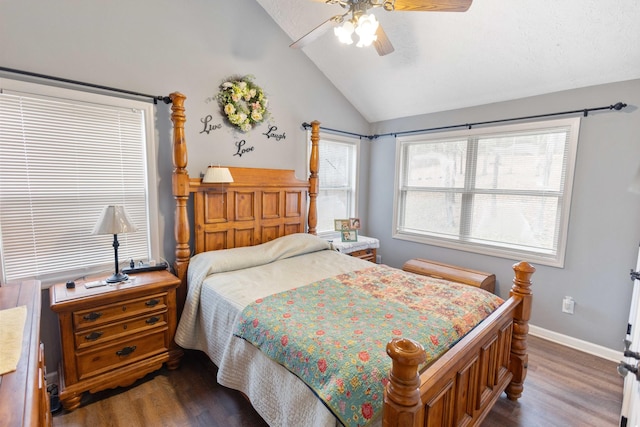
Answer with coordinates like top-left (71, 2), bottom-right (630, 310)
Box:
top-left (105, 272), bottom-right (129, 283)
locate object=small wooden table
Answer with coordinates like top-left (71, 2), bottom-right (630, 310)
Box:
top-left (50, 270), bottom-right (183, 411)
top-left (330, 235), bottom-right (380, 263)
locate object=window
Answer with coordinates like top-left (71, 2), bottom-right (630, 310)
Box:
top-left (309, 133), bottom-right (359, 235)
top-left (394, 118), bottom-right (580, 267)
top-left (0, 79), bottom-right (160, 284)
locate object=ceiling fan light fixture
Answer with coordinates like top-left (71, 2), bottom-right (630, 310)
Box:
top-left (334, 20), bottom-right (355, 45)
top-left (355, 13), bottom-right (378, 47)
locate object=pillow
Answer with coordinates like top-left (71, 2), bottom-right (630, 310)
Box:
top-left (190, 233), bottom-right (331, 277)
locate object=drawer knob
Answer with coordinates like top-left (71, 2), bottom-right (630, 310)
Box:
top-left (116, 345), bottom-right (137, 357)
top-left (83, 312), bottom-right (102, 321)
top-left (85, 331), bottom-right (104, 341)
top-left (146, 316), bottom-right (160, 325)
top-left (145, 299), bottom-right (160, 307)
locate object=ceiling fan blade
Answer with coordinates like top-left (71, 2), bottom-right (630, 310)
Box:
top-left (290, 17), bottom-right (340, 49)
top-left (389, 0), bottom-right (473, 12)
top-left (373, 24), bottom-right (395, 56)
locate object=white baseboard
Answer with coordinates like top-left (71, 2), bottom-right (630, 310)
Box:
top-left (529, 324), bottom-right (623, 362)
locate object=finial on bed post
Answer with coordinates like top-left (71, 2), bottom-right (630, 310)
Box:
top-left (506, 261), bottom-right (535, 401)
top-left (170, 92), bottom-right (190, 314)
top-left (308, 120), bottom-right (320, 235)
top-left (384, 338), bottom-right (427, 427)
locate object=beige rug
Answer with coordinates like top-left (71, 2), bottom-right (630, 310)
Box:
top-left (0, 305), bottom-right (27, 375)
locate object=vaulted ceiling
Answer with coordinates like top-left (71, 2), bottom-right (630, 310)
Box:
top-left (257, 0), bottom-right (640, 123)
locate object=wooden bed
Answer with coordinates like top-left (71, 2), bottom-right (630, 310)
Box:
top-left (168, 92), bottom-right (534, 427)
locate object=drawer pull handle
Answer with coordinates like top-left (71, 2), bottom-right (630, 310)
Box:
top-left (116, 346), bottom-right (137, 357)
top-left (146, 316), bottom-right (160, 325)
top-left (85, 331), bottom-right (104, 341)
top-left (83, 312), bottom-right (102, 321)
top-left (145, 299), bottom-right (160, 307)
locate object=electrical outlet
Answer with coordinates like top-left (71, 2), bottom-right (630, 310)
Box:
top-left (562, 296), bottom-right (575, 314)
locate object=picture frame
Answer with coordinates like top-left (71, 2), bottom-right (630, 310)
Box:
top-left (334, 219), bottom-right (351, 231)
top-left (341, 229), bottom-right (358, 242)
top-left (349, 218), bottom-right (361, 229)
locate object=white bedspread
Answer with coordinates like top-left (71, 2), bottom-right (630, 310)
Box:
top-left (175, 234), bottom-right (376, 427)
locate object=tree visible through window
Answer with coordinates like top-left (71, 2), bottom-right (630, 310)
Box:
top-left (394, 118), bottom-right (580, 267)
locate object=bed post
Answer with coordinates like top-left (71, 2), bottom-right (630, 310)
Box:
top-left (170, 92), bottom-right (190, 314)
top-left (308, 120), bottom-right (320, 235)
top-left (506, 261), bottom-right (535, 401)
top-left (383, 338), bottom-right (427, 427)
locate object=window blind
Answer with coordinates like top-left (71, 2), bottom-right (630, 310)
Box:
top-left (0, 89), bottom-right (152, 282)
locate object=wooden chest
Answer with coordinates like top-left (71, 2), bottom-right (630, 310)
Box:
top-left (402, 258), bottom-right (496, 293)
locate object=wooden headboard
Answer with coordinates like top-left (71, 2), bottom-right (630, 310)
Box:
top-left (190, 167), bottom-right (310, 252)
top-left (169, 92), bottom-right (320, 309)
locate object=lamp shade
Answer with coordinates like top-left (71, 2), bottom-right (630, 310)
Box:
top-left (92, 205), bottom-right (138, 235)
top-left (203, 166), bottom-right (234, 184)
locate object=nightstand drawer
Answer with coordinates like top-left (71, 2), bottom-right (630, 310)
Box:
top-left (73, 293), bottom-right (168, 330)
top-left (74, 311), bottom-right (167, 350)
top-left (349, 248), bottom-right (377, 262)
top-left (76, 329), bottom-right (167, 380)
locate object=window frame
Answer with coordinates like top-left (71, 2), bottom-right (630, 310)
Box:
top-left (0, 78), bottom-right (161, 286)
top-left (307, 130), bottom-right (360, 236)
top-left (393, 117), bottom-right (580, 267)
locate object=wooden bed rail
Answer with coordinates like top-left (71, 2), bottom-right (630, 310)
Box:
top-left (383, 261), bottom-right (535, 427)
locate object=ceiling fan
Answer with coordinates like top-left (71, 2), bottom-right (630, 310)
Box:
top-left (290, 0), bottom-right (472, 56)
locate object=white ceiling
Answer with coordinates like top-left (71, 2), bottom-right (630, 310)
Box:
top-left (257, 0), bottom-right (640, 123)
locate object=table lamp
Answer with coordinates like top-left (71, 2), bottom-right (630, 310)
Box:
top-left (92, 205), bottom-right (138, 283)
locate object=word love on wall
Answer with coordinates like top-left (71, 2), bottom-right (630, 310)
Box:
top-left (233, 139), bottom-right (254, 157)
top-left (233, 126), bottom-right (287, 158)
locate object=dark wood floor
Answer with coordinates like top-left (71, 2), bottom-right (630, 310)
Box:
top-left (52, 335), bottom-right (623, 427)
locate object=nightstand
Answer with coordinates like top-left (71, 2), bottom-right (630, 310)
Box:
top-left (50, 270), bottom-right (183, 411)
top-left (330, 235), bottom-right (380, 263)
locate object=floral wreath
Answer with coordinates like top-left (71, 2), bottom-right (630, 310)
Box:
top-left (217, 75), bottom-right (268, 132)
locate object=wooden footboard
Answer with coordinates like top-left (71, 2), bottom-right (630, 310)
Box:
top-left (383, 261), bottom-right (534, 427)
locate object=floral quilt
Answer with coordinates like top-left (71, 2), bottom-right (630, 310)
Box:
top-left (234, 264), bottom-right (503, 427)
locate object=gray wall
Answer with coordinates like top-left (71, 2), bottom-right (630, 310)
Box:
top-left (369, 79), bottom-right (640, 351)
top-left (0, 0), bottom-right (369, 372)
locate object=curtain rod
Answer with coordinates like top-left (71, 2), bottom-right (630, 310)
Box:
top-left (301, 122), bottom-right (369, 139)
top-left (303, 101), bottom-right (628, 140)
top-left (0, 66), bottom-right (172, 104)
